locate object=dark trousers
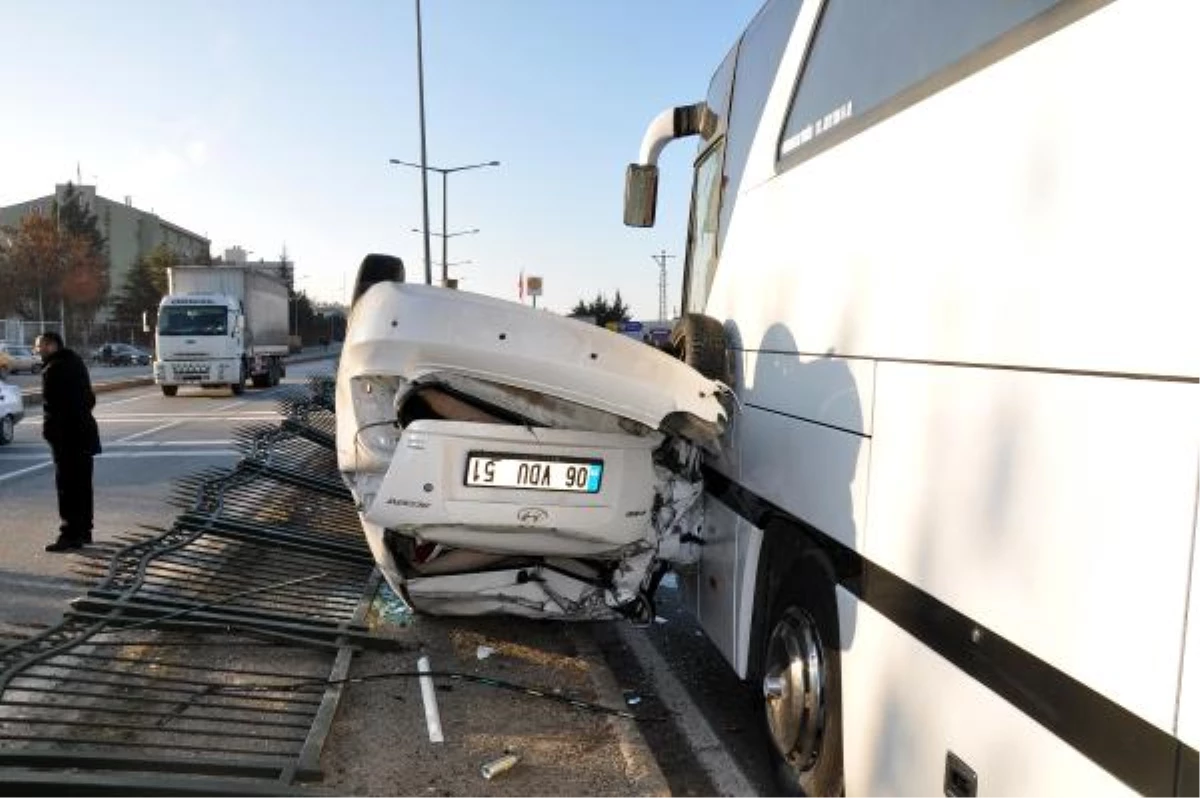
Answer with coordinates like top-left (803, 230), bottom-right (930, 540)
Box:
top-left (53, 451), bottom-right (94, 542)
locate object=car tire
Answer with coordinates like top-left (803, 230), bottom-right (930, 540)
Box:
top-left (0, 415), bottom-right (13, 445)
top-left (669, 313), bottom-right (730, 383)
top-left (760, 571), bottom-right (844, 797)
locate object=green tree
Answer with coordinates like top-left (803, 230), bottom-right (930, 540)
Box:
top-left (569, 290), bottom-right (632, 327)
top-left (54, 183), bottom-right (106, 256)
top-left (53, 183), bottom-right (110, 342)
top-left (112, 244), bottom-right (179, 329)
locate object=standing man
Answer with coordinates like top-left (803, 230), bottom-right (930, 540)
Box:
top-left (35, 332), bottom-right (101, 552)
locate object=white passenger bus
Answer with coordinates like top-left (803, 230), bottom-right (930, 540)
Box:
top-left (625, 0), bottom-right (1198, 794)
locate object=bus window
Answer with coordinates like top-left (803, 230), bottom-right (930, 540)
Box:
top-left (780, 0), bottom-right (1063, 159)
top-left (683, 142), bottom-right (726, 315)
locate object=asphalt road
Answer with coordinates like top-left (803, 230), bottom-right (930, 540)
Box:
top-left (0, 356), bottom-right (777, 795)
top-left (0, 361), bottom-right (306, 636)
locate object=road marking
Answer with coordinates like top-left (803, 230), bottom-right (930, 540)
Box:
top-left (97, 391), bottom-right (161, 408)
top-left (615, 621), bottom-right (759, 797)
top-left (0, 460), bottom-right (53, 485)
top-left (1, 449), bottom-right (237, 462)
top-left (115, 439), bottom-right (234, 447)
top-left (1, 440), bottom-right (234, 454)
top-left (115, 420), bottom-right (184, 444)
top-left (96, 450), bottom-right (237, 459)
top-left (92, 415), bottom-right (278, 424)
top-left (94, 412), bottom-right (278, 420)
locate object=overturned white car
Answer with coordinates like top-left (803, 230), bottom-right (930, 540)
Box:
top-left (336, 255), bottom-right (731, 622)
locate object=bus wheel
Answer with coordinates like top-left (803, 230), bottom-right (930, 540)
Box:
top-left (161, 385), bottom-right (178, 397)
top-left (669, 313), bottom-right (729, 383)
top-left (762, 581), bottom-right (844, 796)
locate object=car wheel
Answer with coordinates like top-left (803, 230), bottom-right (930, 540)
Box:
top-left (669, 313), bottom-right (730, 383)
top-left (0, 415), bottom-right (14, 445)
top-left (761, 575), bottom-right (844, 796)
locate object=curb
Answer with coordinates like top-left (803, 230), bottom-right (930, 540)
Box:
top-left (571, 625), bottom-right (672, 797)
top-left (19, 350), bottom-right (340, 407)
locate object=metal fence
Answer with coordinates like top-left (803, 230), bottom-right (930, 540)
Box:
top-left (0, 375), bottom-right (388, 795)
top-left (0, 320), bottom-right (64, 346)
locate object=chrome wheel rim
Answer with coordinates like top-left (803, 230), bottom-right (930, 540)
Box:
top-left (763, 606), bottom-right (825, 769)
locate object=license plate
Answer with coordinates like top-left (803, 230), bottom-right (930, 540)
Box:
top-left (464, 452), bottom-right (603, 493)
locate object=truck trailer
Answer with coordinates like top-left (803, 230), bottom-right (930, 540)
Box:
top-left (154, 265), bottom-right (290, 397)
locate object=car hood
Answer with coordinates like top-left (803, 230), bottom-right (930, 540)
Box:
top-left (338, 282), bottom-right (730, 442)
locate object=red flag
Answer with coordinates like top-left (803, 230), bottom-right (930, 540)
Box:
top-left (518, 270), bottom-right (524, 302)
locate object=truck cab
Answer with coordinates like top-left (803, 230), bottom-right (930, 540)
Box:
top-left (154, 293), bottom-right (246, 396)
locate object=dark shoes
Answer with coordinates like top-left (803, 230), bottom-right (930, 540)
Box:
top-left (45, 535), bottom-right (91, 552)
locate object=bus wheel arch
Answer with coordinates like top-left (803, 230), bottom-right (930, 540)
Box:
top-left (756, 526), bottom-right (845, 796)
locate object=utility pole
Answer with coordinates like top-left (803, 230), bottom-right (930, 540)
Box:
top-left (651, 250), bottom-right (676, 322)
top-left (414, 0), bottom-right (433, 285)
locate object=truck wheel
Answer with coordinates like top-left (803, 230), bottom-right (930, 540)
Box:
top-left (0, 415), bottom-right (13, 445)
top-left (670, 313), bottom-right (730, 383)
top-left (232, 379), bottom-right (246, 395)
top-left (761, 574), bottom-right (844, 796)
top-left (161, 385), bottom-right (178, 397)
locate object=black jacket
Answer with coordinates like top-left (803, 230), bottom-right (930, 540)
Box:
top-left (41, 348), bottom-right (101, 456)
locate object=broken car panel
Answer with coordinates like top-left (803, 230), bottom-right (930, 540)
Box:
top-left (336, 256), bottom-right (730, 622)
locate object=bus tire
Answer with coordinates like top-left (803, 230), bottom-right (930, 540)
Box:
top-left (161, 385), bottom-right (178, 397)
top-left (669, 313), bottom-right (729, 383)
top-left (761, 570), bottom-right (844, 796)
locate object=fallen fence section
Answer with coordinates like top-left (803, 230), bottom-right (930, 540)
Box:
top-left (0, 375), bottom-right (386, 795)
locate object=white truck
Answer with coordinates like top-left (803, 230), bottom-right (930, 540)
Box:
top-left (154, 265), bottom-right (290, 397)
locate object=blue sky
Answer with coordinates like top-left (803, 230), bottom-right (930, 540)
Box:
top-left (1, 0), bottom-right (763, 317)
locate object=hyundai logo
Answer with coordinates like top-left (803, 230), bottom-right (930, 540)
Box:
top-left (516, 507), bottom-right (549, 526)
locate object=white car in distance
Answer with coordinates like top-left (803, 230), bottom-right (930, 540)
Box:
top-left (0, 378), bottom-right (25, 445)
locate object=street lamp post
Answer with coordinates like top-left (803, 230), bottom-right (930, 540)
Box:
top-left (414, 0), bottom-right (433, 285)
top-left (389, 159), bottom-right (499, 286)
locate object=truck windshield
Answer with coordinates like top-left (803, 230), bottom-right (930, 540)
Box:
top-left (158, 306), bottom-right (229, 336)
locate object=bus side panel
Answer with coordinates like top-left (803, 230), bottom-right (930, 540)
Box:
top-left (1178, 483), bottom-right (1199, 753)
top-left (736, 403), bottom-right (870, 554)
top-left (865, 362), bottom-right (1194, 736)
top-left (840, 593), bottom-right (1136, 796)
top-left (693, 498), bottom-right (746, 669)
top-left (709, 0), bottom-right (1199, 380)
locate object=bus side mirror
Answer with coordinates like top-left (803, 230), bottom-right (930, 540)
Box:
top-left (142, 311), bottom-right (151, 334)
top-left (624, 164), bottom-right (659, 228)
